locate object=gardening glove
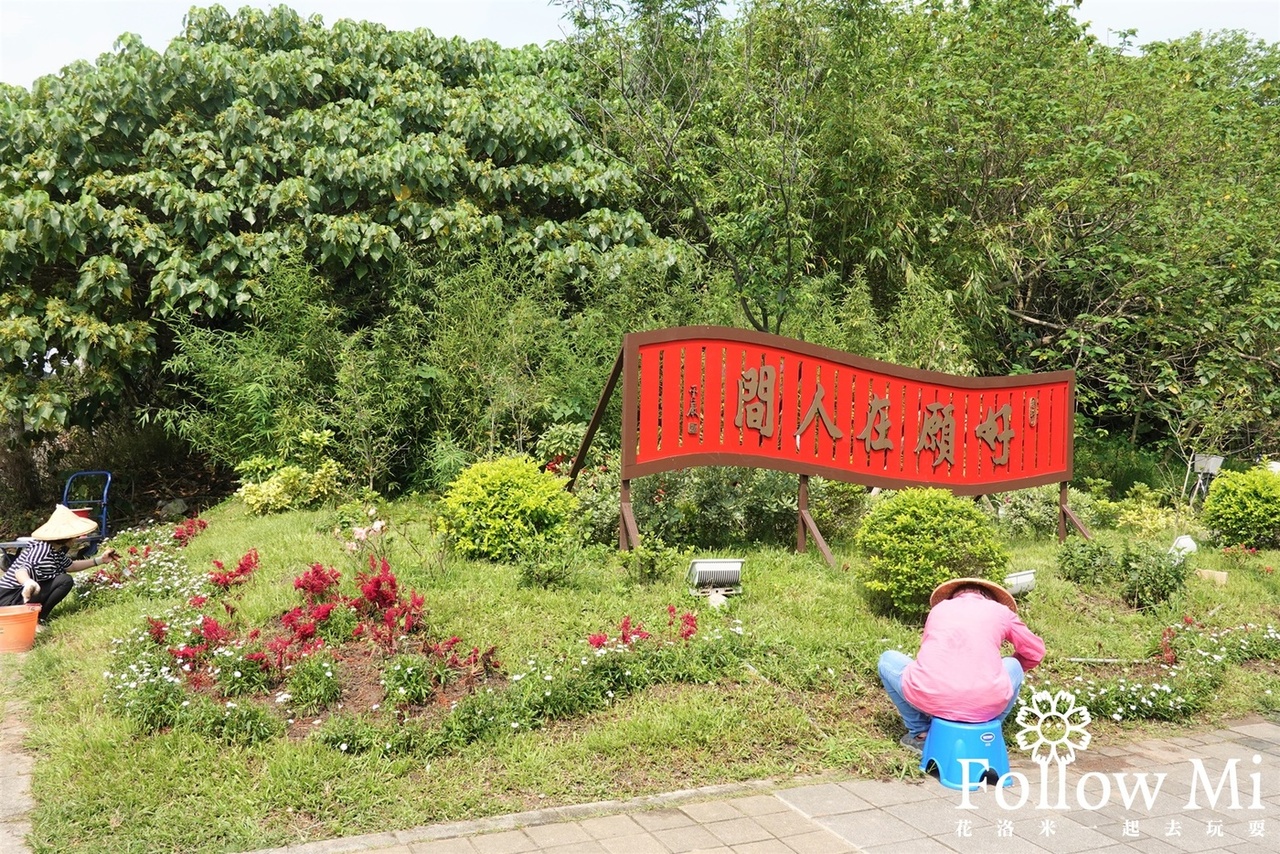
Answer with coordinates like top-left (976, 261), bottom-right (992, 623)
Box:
top-left (21, 579), bottom-right (40, 603)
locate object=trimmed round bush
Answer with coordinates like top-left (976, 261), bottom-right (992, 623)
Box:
top-left (1201, 467), bottom-right (1280, 549)
top-left (853, 488), bottom-right (1009, 618)
top-left (438, 456), bottom-right (580, 561)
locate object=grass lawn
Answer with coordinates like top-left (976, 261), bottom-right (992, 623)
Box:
top-left (3, 496), bottom-right (1280, 852)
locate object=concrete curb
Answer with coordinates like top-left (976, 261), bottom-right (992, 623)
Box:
top-left (0, 653), bottom-right (33, 854)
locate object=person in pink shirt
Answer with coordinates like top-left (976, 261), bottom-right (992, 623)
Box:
top-left (878, 577), bottom-right (1045, 752)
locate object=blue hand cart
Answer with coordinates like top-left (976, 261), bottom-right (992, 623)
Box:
top-left (61, 470), bottom-right (113, 558)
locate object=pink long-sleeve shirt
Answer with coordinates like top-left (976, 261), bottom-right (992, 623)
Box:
top-left (900, 591), bottom-right (1045, 722)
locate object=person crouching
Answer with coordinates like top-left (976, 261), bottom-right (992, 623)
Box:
top-left (877, 577), bottom-right (1045, 752)
top-left (0, 505), bottom-right (119, 628)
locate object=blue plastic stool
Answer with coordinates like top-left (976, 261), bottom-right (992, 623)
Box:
top-left (920, 718), bottom-right (1011, 790)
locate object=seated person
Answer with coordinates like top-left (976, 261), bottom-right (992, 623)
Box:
top-left (0, 505), bottom-right (118, 628)
top-left (878, 577), bottom-right (1045, 752)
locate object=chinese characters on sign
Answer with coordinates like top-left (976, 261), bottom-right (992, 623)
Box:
top-left (856, 393), bottom-right (894, 452)
top-left (625, 328), bottom-right (1074, 494)
top-left (731, 361), bottom-right (1033, 472)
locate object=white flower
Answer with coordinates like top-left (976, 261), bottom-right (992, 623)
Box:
top-left (1015, 689), bottom-right (1092, 766)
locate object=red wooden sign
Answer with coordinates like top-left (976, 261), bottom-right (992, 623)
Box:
top-left (619, 326), bottom-right (1073, 495)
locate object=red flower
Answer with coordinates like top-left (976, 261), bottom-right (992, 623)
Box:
top-left (198, 616), bottom-right (232, 645)
top-left (170, 642), bottom-right (209, 664)
top-left (587, 633), bottom-right (608, 648)
top-left (188, 595), bottom-right (208, 608)
top-left (145, 617), bottom-right (168, 644)
top-left (358, 558), bottom-right (399, 609)
top-left (618, 616), bottom-right (649, 645)
top-left (310, 602), bottom-right (338, 623)
top-left (294, 564), bottom-right (342, 601)
top-left (210, 549), bottom-right (259, 589)
top-left (173, 517), bottom-right (209, 547)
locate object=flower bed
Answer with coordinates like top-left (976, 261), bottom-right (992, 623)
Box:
top-left (99, 516), bottom-right (743, 756)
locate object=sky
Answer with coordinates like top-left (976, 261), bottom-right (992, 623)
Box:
top-left (0, 0), bottom-right (1278, 90)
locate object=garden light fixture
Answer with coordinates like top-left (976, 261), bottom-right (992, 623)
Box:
top-left (687, 559), bottom-right (743, 601)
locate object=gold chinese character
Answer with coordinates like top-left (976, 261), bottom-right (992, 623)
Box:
top-left (735, 366), bottom-right (776, 438)
top-left (795, 382), bottom-right (843, 445)
top-left (975, 404), bottom-right (1016, 466)
top-left (856, 393), bottom-right (894, 452)
top-left (915, 402), bottom-right (955, 468)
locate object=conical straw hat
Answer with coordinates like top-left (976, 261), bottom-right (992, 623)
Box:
top-left (30, 504), bottom-right (98, 542)
top-left (929, 576), bottom-right (1017, 613)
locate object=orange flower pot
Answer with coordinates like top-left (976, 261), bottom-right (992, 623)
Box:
top-left (0, 604), bottom-right (41, 653)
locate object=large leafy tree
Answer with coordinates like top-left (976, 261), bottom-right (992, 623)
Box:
top-left (812, 0), bottom-right (1280, 455)
top-left (0, 4), bottom-right (654, 435)
top-left (561, 0), bottom-right (835, 334)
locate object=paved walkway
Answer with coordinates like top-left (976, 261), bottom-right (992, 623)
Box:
top-left (0, 661), bottom-right (33, 854)
top-left (244, 717), bottom-right (1280, 854)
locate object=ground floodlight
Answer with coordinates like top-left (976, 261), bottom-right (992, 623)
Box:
top-left (687, 559), bottom-right (744, 598)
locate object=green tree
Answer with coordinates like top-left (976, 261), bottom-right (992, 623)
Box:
top-left (0, 4), bottom-right (656, 435)
top-left (561, 0), bottom-right (834, 334)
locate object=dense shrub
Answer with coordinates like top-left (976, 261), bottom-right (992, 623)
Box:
top-left (853, 488), bottom-right (1009, 618)
top-left (1118, 545), bottom-right (1189, 610)
top-left (571, 453), bottom-right (623, 545)
top-left (629, 466), bottom-right (800, 548)
top-left (236, 430), bottom-right (345, 514)
top-left (992, 484), bottom-right (1110, 538)
top-left (438, 456), bottom-right (580, 562)
top-left (618, 537), bottom-right (690, 586)
top-left (993, 486), bottom-right (1062, 539)
top-left (1201, 467), bottom-right (1280, 549)
top-left (807, 478), bottom-right (871, 545)
top-left (573, 463), bottom-right (867, 551)
top-left (1056, 539), bottom-right (1119, 586)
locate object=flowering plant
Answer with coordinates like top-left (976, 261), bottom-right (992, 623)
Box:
top-left (173, 517), bottom-right (209, 547)
top-left (1220, 544), bottom-right (1259, 570)
top-left (209, 549), bottom-right (259, 589)
top-left (78, 522), bottom-right (211, 605)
